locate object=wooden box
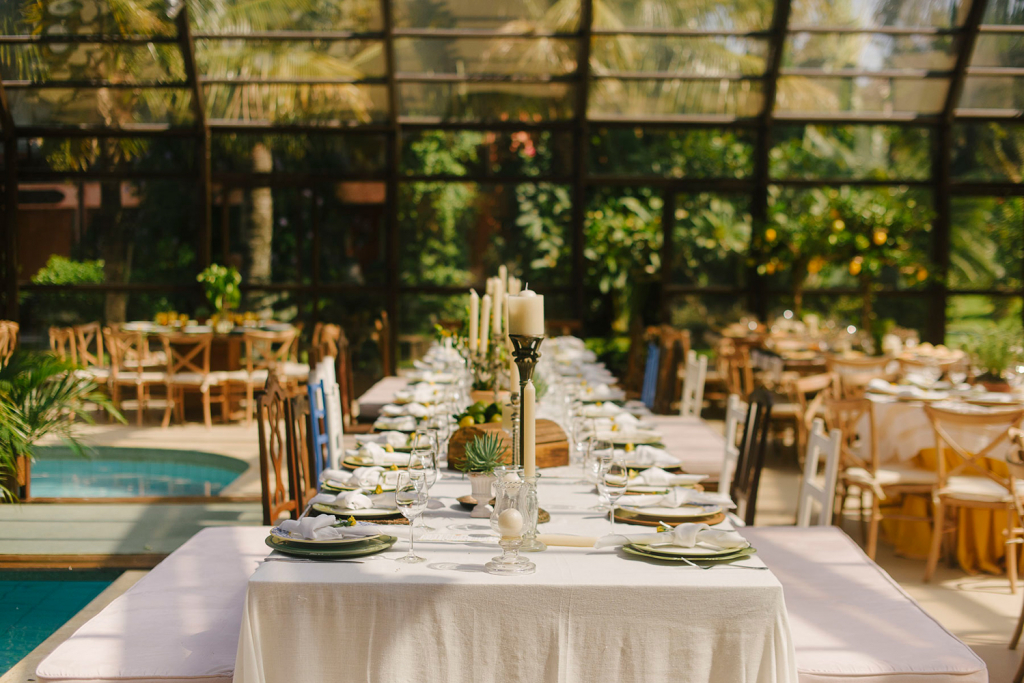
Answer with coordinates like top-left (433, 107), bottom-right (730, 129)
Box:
top-left (447, 419), bottom-right (569, 471)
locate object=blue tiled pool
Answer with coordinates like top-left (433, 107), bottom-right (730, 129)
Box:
top-left (31, 446), bottom-right (248, 498)
top-left (0, 570), bottom-right (121, 674)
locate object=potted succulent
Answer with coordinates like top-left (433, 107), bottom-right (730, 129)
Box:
top-left (197, 264), bottom-right (241, 333)
top-left (456, 432), bottom-right (508, 518)
top-left (970, 331), bottom-right (1017, 392)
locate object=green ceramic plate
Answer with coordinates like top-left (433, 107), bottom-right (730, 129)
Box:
top-left (265, 534), bottom-right (397, 558)
top-left (622, 545), bottom-right (757, 564)
top-left (630, 542), bottom-right (749, 558)
top-left (312, 503), bottom-right (403, 519)
top-left (269, 528), bottom-right (382, 548)
top-left (342, 456), bottom-right (410, 470)
top-left (321, 482), bottom-right (397, 493)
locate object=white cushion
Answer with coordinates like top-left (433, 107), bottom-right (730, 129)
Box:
top-left (221, 369), bottom-right (269, 384)
top-left (113, 371), bottom-right (166, 384)
top-left (845, 465), bottom-right (938, 488)
top-left (938, 475), bottom-right (1017, 503)
top-left (281, 361), bottom-right (309, 378)
top-left (167, 372), bottom-right (222, 389)
top-left (741, 526), bottom-right (987, 683)
top-left (36, 526), bottom-right (269, 683)
top-left (74, 368), bottom-right (110, 382)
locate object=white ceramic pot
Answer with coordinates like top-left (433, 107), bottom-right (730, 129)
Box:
top-left (468, 472), bottom-right (495, 518)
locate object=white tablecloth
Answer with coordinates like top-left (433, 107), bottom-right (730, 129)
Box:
top-left (234, 467), bottom-right (797, 683)
top-left (649, 415), bottom-right (727, 477)
top-left (866, 396), bottom-right (1016, 463)
top-left (356, 376), bottom-right (412, 420)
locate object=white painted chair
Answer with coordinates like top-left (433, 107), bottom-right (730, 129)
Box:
top-left (720, 393), bottom-right (747, 498)
top-left (315, 358), bottom-right (345, 470)
top-left (796, 418), bottom-right (842, 527)
top-left (679, 350), bottom-right (708, 418)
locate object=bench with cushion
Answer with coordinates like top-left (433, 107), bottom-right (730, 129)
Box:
top-left (37, 527), bottom-right (268, 683)
top-left (742, 526), bottom-right (987, 683)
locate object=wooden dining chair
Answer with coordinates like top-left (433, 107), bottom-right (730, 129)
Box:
top-left (796, 418), bottom-right (842, 527)
top-left (923, 405), bottom-right (1024, 590)
top-left (311, 323), bottom-right (342, 366)
top-left (774, 372), bottom-right (836, 463)
top-left (0, 320), bottom-right (19, 364)
top-left (227, 329), bottom-right (301, 425)
top-left (105, 327), bottom-right (167, 426)
top-left (679, 350), bottom-right (708, 418)
top-left (718, 338), bottom-right (755, 400)
top-left (72, 322), bottom-right (111, 385)
top-left (306, 379), bottom-right (331, 481)
top-left (1007, 430), bottom-right (1024, 682)
top-left (825, 397), bottom-right (936, 559)
top-left (160, 333), bottom-right (229, 429)
top-left (287, 391), bottom-right (319, 512)
top-left (717, 394), bottom-right (747, 495)
top-left (826, 355), bottom-right (896, 398)
top-left (655, 326), bottom-right (689, 415)
top-left (257, 374), bottom-right (300, 525)
top-left (732, 387), bottom-right (774, 527)
top-left (49, 327), bottom-right (78, 364)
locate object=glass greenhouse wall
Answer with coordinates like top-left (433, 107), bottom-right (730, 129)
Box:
top-left (1, 0), bottom-right (1022, 363)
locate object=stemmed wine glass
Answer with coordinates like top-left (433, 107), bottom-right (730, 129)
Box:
top-left (409, 447), bottom-right (439, 531)
top-left (587, 440), bottom-right (614, 509)
top-left (598, 460), bottom-right (629, 531)
top-left (394, 472), bottom-right (428, 564)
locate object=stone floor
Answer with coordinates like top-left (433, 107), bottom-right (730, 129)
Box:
top-left (3, 420), bottom-right (1020, 681)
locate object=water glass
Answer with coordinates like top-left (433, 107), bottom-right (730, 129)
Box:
top-left (394, 472), bottom-right (428, 563)
top-left (598, 461), bottom-right (629, 530)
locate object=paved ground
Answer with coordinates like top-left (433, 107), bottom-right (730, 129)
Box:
top-left (3, 421), bottom-right (1020, 680)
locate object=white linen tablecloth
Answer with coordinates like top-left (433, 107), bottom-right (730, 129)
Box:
top-left (234, 467), bottom-right (797, 683)
top-left (649, 415), bottom-right (727, 477)
top-left (356, 376), bottom-right (411, 420)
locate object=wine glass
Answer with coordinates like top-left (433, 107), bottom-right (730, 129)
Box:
top-left (409, 448), bottom-right (439, 531)
top-left (587, 440), bottom-right (614, 509)
top-left (394, 472), bottom-right (428, 564)
top-left (948, 358), bottom-right (969, 387)
top-left (598, 460), bottom-right (629, 530)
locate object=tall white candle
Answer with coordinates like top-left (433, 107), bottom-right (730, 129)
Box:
top-left (523, 380), bottom-right (536, 477)
top-left (492, 278), bottom-right (504, 337)
top-left (499, 265), bottom-right (508, 289)
top-left (479, 294), bottom-right (492, 355)
top-left (508, 277), bottom-right (521, 296)
top-left (468, 290), bottom-right (479, 353)
top-left (508, 287), bottom-right (544, 337)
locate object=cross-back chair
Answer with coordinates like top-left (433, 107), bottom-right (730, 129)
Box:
top-left (679, 350), bottom-right (708, 419)
top-left (732, 387), bottom-right (774, 527)
top-left (311, 323), bottom-right (342, 366)
top-left (0, 320), bottom-right (20, 363)
top-left (72, 322), bottom-right (110, 385)
top-left (825, 397), bottom-right (936, 559)
top-left (227, 329), bottom-right (299, 425)
top-left (373, 311), bottom-right (394, 377)
top-left (257, 374), bottom-right (300, 525)
top-left (717, 338), bottom-right (755, 400)
top-left (923, 405), bottom-right (1024, 590)
top-left (774, 372), bottom-right (836, 463)
top-left (49, 327), bottom-right (78, 363)
top-left (105, 328), bottom-right (167, 425)
top-left (826, 355), bottom-right (896, 398)
top-left (655, 327), bottom-right (690, 415)
top-left (160, 333), bottom-right (229, 429)
top-left (796, 418), bottom-right (843, 527)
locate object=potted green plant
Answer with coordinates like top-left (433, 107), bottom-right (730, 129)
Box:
top-left (456, 432), bottom-right (508, 518)
top-left (970, 332), bottom-right (1018, 392)
top-left (0, 352), bottom-right (124, 502)
top-left (197, 264), bottom-right (242, 332)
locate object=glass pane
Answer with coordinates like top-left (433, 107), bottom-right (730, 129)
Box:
top-left (398, 83), bottom-right (574, 121)
top-left (789, 0), bottom-right (970, 28)
top-left (197, 40), bottom-right (386, 80)
top-left (395, 38), bottom-right (576, 75)
top-left (204, 84), bottom-right (388, 124)
top-left (775, 76), bottom-right (947, 114)
top-left (392, 0), bottom-right (578, 31)
top-left (189, 0), bottom-right (382, 33)
top-left (585, 187), bottom-right (663, 330)
top-left (591, 36), bottom-right (767, 76)
top-left (401, 129), bottom-right (573, 178)
top-left (673, 193), bottom-right (752, 287)
top-left (589, 127), bottom-right (755, 178)
top-left (982, 0), bottom-right (1024, 25)
top-left (959, 76), bottom-right (1024, 111)
top-left (590, 79), bottom-right (763, 118)
top-left (7, 88), bottom-right (194, 127)
top-left (784, 33), bottom-right (958, 72)
top-left (20, 290), bottom-right (107, 338)
top-left (21, 137), bottom-right (195, 173)
top-left (398, 182), bottom-right (572, 287)
top-left (946, 296), bottom-right (1022, 351)
top-left (593, 0), bottom-right (773, 31)
top-left (951, 123), bottom-right (1024, 182)
top-left (315, 294), bottom-right (387, 379)
top-left (770, 125), bottom-right (932, 180)
top-left (949, 197), bottom-right (1023, 291)
top-left (765, 186), bottom-right (935, 293)
top-left (211, 133), bottom-right (387, 174)
top-left (398, 294), bottom-right (466, 350)
top-left (970, 34), bottom-right (1024, 67)
top-left (668, 294), bottom-right (753, 349)
top-left (0, 43), bottom-right (184, 82)
top-left (318, 190), bottom-right (387, 286)
top-left (0, 1), bottom-right (177, 35)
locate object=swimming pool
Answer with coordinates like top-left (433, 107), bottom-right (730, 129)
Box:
top-left (0, 569), bottom-right (121, 675)
top-left (30, 446), bottom-right (248, 498)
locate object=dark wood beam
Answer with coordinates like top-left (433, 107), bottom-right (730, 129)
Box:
top-left (381, 0), bottom-right (401, 373)
top-left (0, 78), bottom-right (18, 321)
top-left (176, 7), bottom-right (212, 270)
top-left (572, 0), bottom-right (594, 319)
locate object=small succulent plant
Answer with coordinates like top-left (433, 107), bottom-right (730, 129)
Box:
top-left (457, 432), bottom-right (508, 474)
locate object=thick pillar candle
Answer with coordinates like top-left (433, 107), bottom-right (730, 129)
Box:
top-left (508, 287), bottom-right (544, 337)
top-left (523, 380), bottom-right (536, 477)
top-left (480, 294), bottom-right (492, 355)
top-left (468, 290), bottom-right (479, 353)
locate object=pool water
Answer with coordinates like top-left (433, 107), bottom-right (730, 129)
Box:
top-left (31, 446), bottom-right (248, 498)
top-left (0, 569), bottom-right (121, 674)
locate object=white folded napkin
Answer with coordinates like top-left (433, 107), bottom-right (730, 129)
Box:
top-left (381, 404), bottom-right (405, 416)
top-left (617, 445), bottom-right (677, 467)
top-left (406, 403), bottom-right (429, 418)
top-left (613, 412), bottom-right (640, 427)
top-left (623, 487), bottom-right (735, 510)
top-left (376, 416), bottom-right (417, 431)
top-left (357, 444), bottom-right (410, 466)
top-left (594, 523), bottom-right (749, 550)
top-left (630, 467), bottom-right (706, 487)
top-left (583, 403), bottom-right (623, 418)
top-left (330, 490), bottom-right (397, 510)
top-left (277, 516), bottom-right (383, 541)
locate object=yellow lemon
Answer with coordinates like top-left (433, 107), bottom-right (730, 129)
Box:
top-left (458, 415), bottom-right (475, 429)
top-left (595, 401), bottom-right (603, 407)
top-left (347, 516), bottom-right (357, 526)
top-left (390, 464), bottom-right (398, 471)
top-left (765, 228), bottom-right (777, 242)
top-left (833, 219), bottom-right (845, 231)
top-left (374, 484), bottom-right (383, 495)
top-left (489, 414), bottom-right (502, 423)
top-left (917, 268), bottom-right (928, 281)
top-left (384, 444), bottom-right (394, 453)
top-left (628, 469), bottom-right (638, 479)
top-left (624, 443), bottom-right (635, 452)
top-left (849, 260), bottom-right (862, 276)
top-left (611, 423), bottom-right (619, 432)
top-left (873, 230), bottom-right (887, 245)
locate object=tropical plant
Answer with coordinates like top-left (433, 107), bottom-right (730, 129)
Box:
top-left (969, 326), bottom-right (1023, 382)
top-left (456, 432), bottom-right (509, 474)
top-left (26, 256), bottom-right (106, 326)
top-left (197, 263), bottom-right (242, 314)
top-left (0, 352), bottom-right (125, 502)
